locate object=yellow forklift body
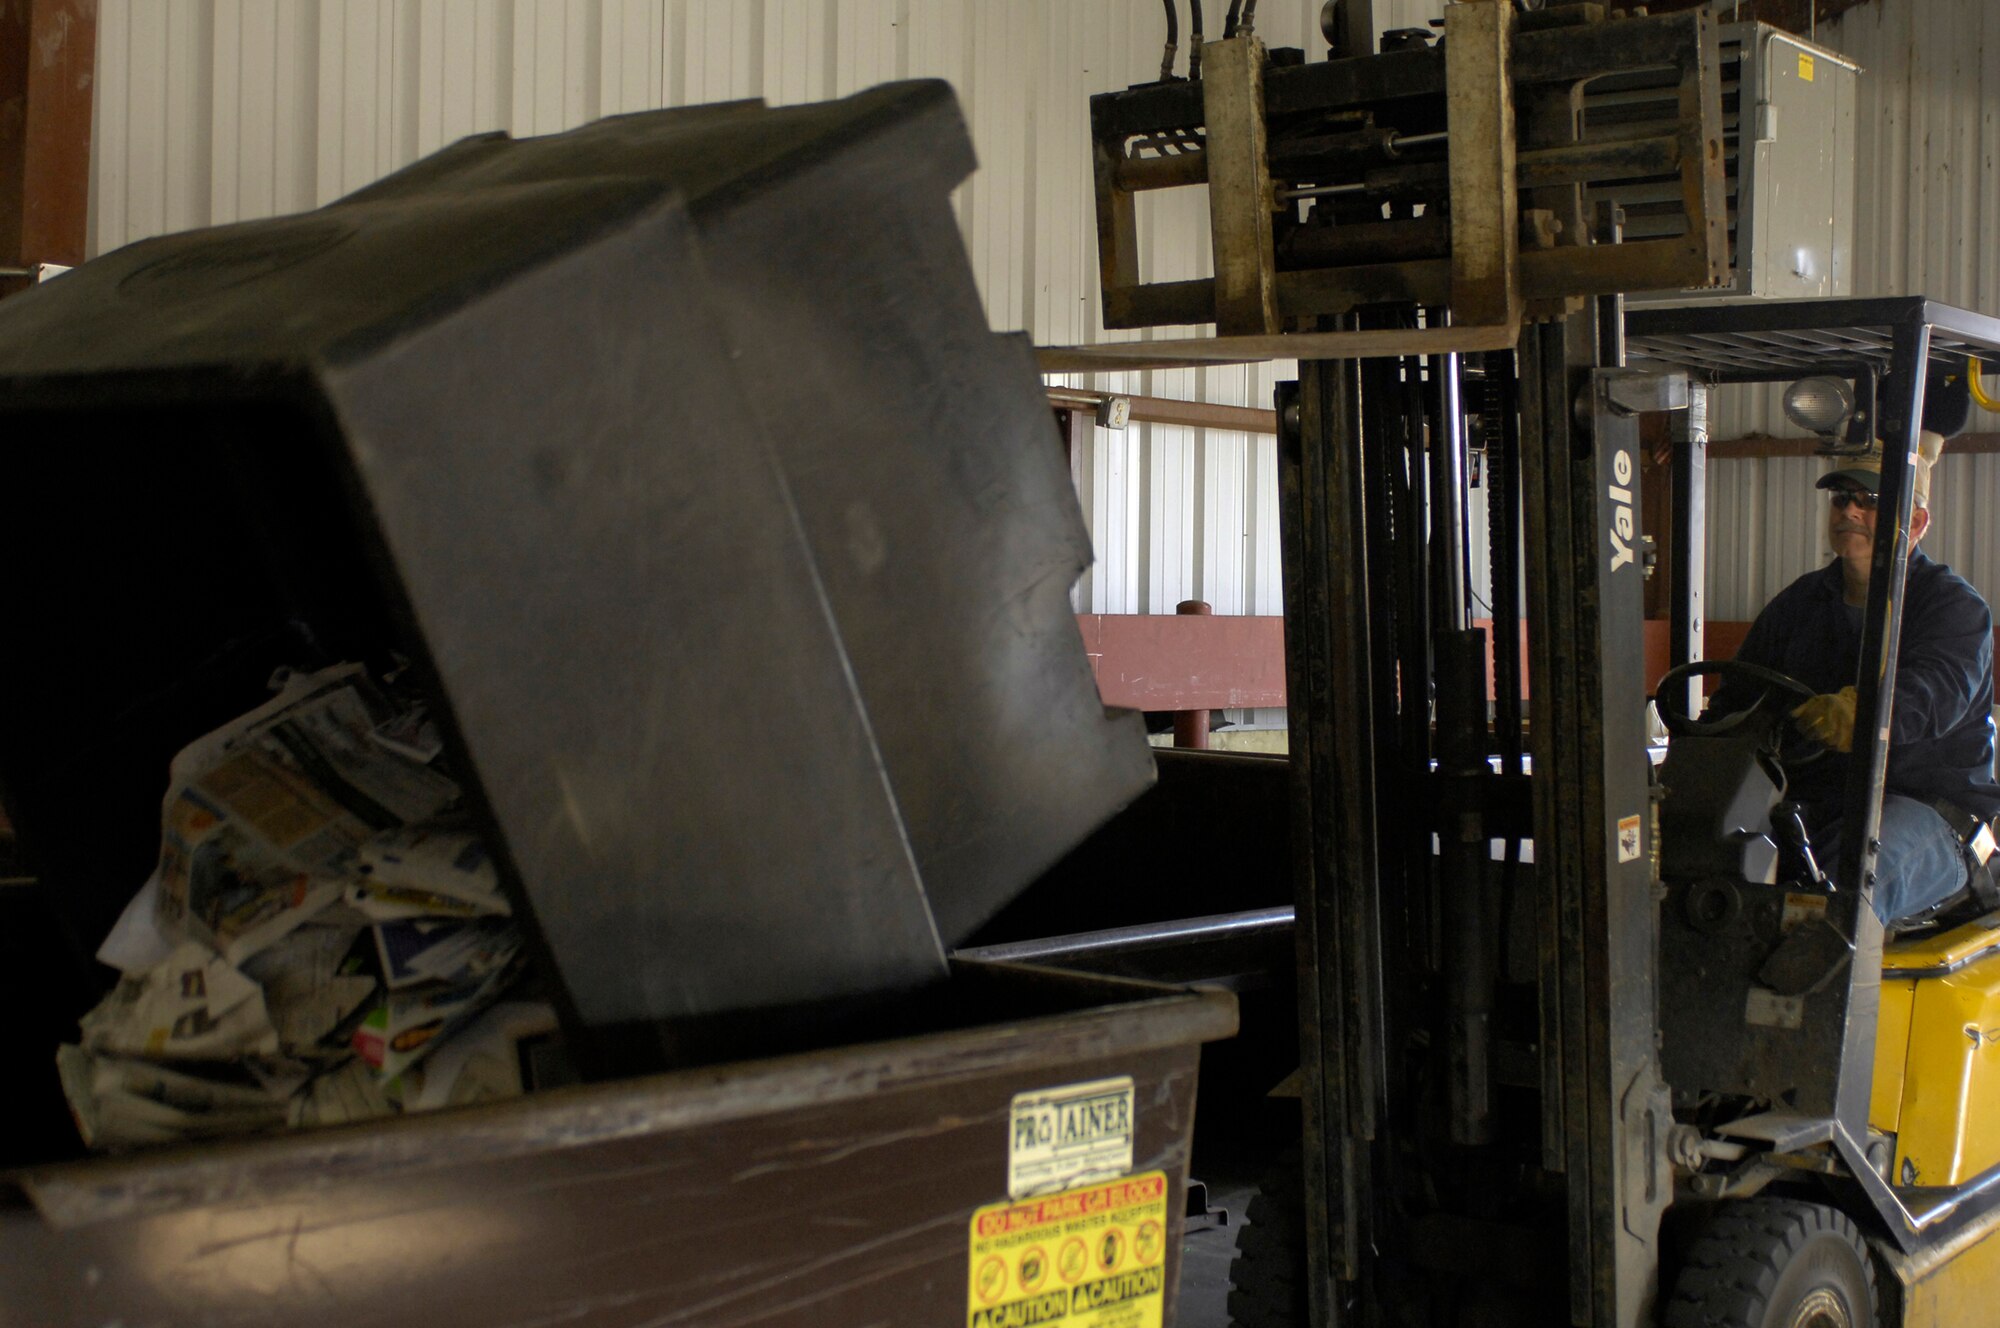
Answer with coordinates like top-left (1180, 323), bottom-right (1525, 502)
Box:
top-left (1871, 978), bottom-right (1915, 1136)
top-left (1880, 1206), bottom-right (2000, 1328)
top-left (1876, 916), bottom-right (2000, 1186)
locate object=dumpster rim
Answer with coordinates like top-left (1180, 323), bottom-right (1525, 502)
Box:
top-left (12, 962), bottom-right (1235, 1231)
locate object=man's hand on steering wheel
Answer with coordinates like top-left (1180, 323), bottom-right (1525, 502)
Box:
top-left (1790, 685), bottom-right (1858, 753)
top-left (1652, 659), bottom-right (1832, 765)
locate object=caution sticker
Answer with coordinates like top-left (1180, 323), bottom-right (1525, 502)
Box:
top-left (968, 1172), bottom-right (1169, 1328)
top-left (1782, 891), bottom-right (1829, 932)
top-left (1617, 814), bottom-right (1643, 863)
top-left (1009, 1077), bottom-right (1135, 1199)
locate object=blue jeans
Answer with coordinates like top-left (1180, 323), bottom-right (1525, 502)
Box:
top-left (1817, 794), bottom-right (1971, 925)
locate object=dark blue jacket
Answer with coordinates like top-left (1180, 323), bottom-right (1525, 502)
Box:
top-left (1726, 548), bottom-right (2000, 820)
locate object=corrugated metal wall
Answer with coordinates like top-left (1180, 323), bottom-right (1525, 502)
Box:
top-left (88, 0), bottom-right (1443, 730)
top-left (91, 0), bottom-right (1988, 711)
top-left (1706, 452), bottom-right (2000, 620)
top-left (1707, 0), bottom-right (2000, 621)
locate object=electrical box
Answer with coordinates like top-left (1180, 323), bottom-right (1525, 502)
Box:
top-left (1610, 23), bottom-right (1859, 306)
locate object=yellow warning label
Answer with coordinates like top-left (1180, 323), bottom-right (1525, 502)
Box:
top-left (967, 1172), bottom-right (1169, 1328)
top-left (1799, 52), bottom-right (1816, 81)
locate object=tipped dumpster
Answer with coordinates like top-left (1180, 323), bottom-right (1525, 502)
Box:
top-left (0, 83), bottom-right (1230, 1327)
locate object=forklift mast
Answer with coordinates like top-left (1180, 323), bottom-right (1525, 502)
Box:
top-left (1071, 5), bottom-right (1732, 1321)
top-left (1276, 304), bottom-right (1680, 1326)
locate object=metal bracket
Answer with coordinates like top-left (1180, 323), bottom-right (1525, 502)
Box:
top-left (1203, 35), bottom-right (1281, 336)
top-left (1445, 0), bottom-right (1520, 329)
top-left (1713, 1111), bottom-right (1837, 1153)
top-left (1607, 370), bottom-right (1691, 416)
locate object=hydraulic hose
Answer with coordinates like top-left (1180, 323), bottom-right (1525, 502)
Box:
top-left (1159, 0), bottom-right (1179, 80)
top-left (1970, 355), bottom-right (2000, 413)
top-left (1189, 0), bottom-right (1204, 79)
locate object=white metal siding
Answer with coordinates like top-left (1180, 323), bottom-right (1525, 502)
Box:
top-left (1705, 0), bottom-right (2000, 625)
top-left (1707, 452), bottom-right (2000, 621)
top-left (90, 0), bottom-right (1435, 731)
top-left (85, 0), bottom-right (1993, 656)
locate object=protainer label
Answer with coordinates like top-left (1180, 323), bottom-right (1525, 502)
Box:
top-left (1009, 1076), bottom-right (1135, 1198)
top-left (967, 1171), bottom-right (1169, 1328)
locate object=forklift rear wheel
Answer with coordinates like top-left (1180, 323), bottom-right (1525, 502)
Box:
top-left (1665, 1197), bottom-right (1878, 1328)
top-left (1226, 1144), bottom-right (1305, 1328)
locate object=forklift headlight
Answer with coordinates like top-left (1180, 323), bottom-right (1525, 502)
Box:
top-left (1782, 376), bottom-right (1855, 437)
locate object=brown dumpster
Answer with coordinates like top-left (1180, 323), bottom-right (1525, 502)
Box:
top-left (1, 961), bottom-right (1234, 1327)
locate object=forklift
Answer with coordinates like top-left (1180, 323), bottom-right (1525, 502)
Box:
top-left (1256, 294), bottom-right (2000, 1328)
top-left (1048, 3), bottom-right (2000, 1323)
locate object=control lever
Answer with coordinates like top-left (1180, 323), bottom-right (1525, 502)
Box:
top-left (1775, 802), bottom-right (1826, 888)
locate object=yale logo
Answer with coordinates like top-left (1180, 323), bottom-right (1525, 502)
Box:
top-left (1608, 448), bottom-right (1637, 573)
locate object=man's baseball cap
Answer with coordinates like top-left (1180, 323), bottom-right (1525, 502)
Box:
top-left (1816, 430), bottom-right (1946, 508)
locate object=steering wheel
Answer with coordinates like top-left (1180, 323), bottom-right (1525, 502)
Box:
top-left (1652, 659), bottom-right (1827, 763)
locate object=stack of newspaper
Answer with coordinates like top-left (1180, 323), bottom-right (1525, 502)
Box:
top-left (58, 664), bottom-right (561, 1151)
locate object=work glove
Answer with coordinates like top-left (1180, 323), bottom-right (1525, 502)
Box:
top-left (1791, 686), bottom-right (1858, 753)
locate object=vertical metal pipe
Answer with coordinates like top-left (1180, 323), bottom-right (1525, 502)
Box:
top-left (1431, 330), bottom-right (1486, 1144)
top-left (1669, 382), bottom-right (1708, 719)
top-left (1388, 352), bottom-right (1436, 972)
top-left (1482, 353), bottom-right (1527, 1135)
top-left (1483, 351), bottom-right (1528, 1100)
top-left (1828, 322), bottom-right (1927, 1139)
top-left (1172, 599), bottom-right (1213, 749)
top-left (1378, 350), bottom-right (1431, 772)
top-left (1840, 324), bottom-right (1928, 910)
top-left (1595, 203), bottom-right (1627, 369)
top-left (1438, 627), bottom-right (1494, 1145)
top-left (1428, 348), bottom-right (1471, 630)
top-left (1487, 353), bottom-right (1525, 774)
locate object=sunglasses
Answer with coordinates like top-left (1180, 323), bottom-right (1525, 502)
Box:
top-left (1828, 490), bottom-right (1879, 512)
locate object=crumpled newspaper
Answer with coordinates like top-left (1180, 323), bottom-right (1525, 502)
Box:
top-left (242, 922), bottom-right (380, 1056)
top-left (57, 1047), bottom-right (294, 1149)
top-left (152, 665), bottom-right (462, 964)
top-left (79, 942), bottom-right (280, 1062)
top-left (57, 664), bottom-right (557, 1153)
top-left (346, 824), bottom-right (510, 922)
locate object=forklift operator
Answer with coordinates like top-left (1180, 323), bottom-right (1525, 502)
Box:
top-left (1720, 428), bottom-right (2000, 927)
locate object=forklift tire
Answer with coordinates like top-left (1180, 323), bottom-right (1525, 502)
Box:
top-left (1226, 1144), bottom-right (1306, 1328)
top-left (1665, 1197), bottom-right (1879, 1328)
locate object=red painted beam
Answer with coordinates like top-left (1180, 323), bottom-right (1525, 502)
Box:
top-left (1077, 613), bottom-right (1287, 710)
top-left (1077, 616), bottom-right (1999, 713)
